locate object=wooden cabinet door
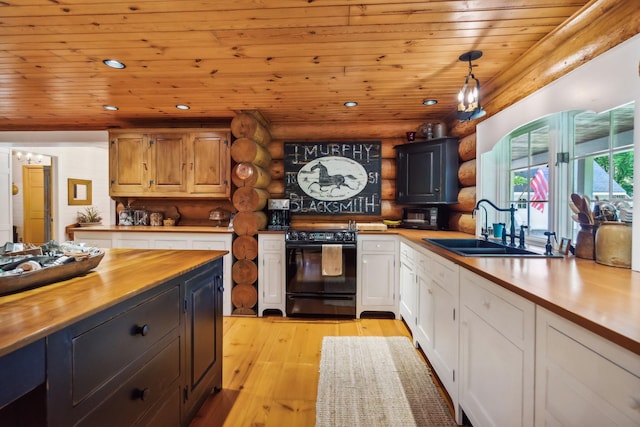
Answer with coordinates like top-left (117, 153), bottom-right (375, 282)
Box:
top-left (188, 132), bottom-right (230, 197)
top-left (183, 260), bottom-right (223, 423)
top-left (150, 133), bottom-right (189, 194)
top-left (109, 133), bottom-right (150, 196)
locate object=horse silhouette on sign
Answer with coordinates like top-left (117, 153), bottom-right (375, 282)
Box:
top-left (308, 162), bottom-right (359, 194)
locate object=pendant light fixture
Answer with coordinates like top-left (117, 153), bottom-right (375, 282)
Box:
top-left (456, 50), bottom-right (486, 121)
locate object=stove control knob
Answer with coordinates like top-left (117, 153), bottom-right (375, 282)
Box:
top-left (343, 232), bottom-right (352, 241)
top-left (288, 231), bottom-right (298, 241)
top-left (299, 232), bottom-right (307, 241)
top-left (335, 232), bottom-right (343, 241)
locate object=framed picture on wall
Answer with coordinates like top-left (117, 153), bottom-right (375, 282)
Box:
top-left (284, 141), bottom-right (381, 215)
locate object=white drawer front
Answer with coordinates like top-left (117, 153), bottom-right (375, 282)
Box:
top-left (192, 240), bottom-right (227, 250)
top-left (461, 271), bottom-right (533, 344)
top-left (262, 238), bottom-right (283, 251)
top-left (362, 239), bottom-right (396, 252)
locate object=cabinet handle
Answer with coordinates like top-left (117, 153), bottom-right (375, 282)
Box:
top-left (132, 387), bottom-right (150, 401)
top-left (434, 187), bottom-right (440, 192)
top-left (134, 324), bottom-right (150, 336)
top-left (143, 162), bottom-right (147, 170)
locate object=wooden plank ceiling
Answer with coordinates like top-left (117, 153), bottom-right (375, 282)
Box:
top-left (0, 0), bottom-right (592, 130)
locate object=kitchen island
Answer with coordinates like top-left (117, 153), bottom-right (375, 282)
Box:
top-left (0, 248), bottom-right (227, 427)
top-left (71, 226), bottom-right (234, 316)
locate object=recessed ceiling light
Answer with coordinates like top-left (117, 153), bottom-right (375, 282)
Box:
top-left (176, 104), bottom-right (190, 110)
top-left (344, 101), bottom-right (358, 107)
top-left (102, 59), bottom-right (126, 69)
top-left (103, 105), bottom-right (119, 111)
top-left (423, 99), bottom-right (438, 106)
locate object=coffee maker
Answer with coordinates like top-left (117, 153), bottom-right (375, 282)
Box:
top-left (267, 199), bottom-right (290, 230)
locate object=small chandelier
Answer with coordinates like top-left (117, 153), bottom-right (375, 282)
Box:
top-left (456, 50), bottom-right (486, 121)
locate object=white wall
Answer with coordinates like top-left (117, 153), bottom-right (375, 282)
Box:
top-left (477, 34), bottom-right (640, 271)
top-left (0, 148), bottom-right (12, 244)
top-left (0, 131), bottom-right (111, 243)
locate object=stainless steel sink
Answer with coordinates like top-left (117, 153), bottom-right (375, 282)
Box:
top-left (423, 238), bottom-right (563, 258)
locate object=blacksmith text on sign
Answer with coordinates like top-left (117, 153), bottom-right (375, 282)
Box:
top-left (284, 141), bottom-right (381, 215)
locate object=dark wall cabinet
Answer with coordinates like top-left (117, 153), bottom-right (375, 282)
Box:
top-left (46, 259), bottom-right (223, 427)
top-left (395, 137), bottom-right (459, 204)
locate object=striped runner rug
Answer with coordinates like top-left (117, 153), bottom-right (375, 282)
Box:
top-left (316, 336), bottom-right (456, 427)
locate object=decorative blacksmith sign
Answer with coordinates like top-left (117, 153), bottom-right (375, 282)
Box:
top-left (284, 141), bottom-right (381, 215)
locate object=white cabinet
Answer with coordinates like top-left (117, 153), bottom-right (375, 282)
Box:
top-left (74, 230), bottom-right (233, 316)
top-left (459, 269), bottom-right (535, 427)
top-left (535, 306), bottom-right (640, 426)
top-left (258, 234), bottom-right (286, 316)
top-left (69, 231), bottom-right (113, 249)
top-left (398, 242), bottom-right (417, 329)
top-left (415, 250), bottom-right (460, 423)
top-left (357, 235), bottom-right (398, 318)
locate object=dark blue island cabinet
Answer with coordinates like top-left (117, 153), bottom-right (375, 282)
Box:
top-left (0, 257), bottom-right (223, 427)
top-left (395, 137), bottom-right (459, 204)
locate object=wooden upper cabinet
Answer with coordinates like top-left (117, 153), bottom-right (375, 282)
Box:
top-left (109, 133), bottom-right (150, 195)
top-left (150, 133), bottom-right (189, 194)
top-left (109, 129), bottom-right (230, 199)
top-left (189, 132), bottom-right (230, 197)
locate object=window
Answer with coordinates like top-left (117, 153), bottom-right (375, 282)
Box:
top-left (483, 102), bottom-right (634, 246)
top-left (509, 122), bottom-right (552, 239)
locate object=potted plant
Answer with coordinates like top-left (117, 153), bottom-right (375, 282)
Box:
top-left (77, 206), bottom-right (102, 226)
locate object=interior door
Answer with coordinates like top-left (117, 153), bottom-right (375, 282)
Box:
top-left (23, 165), bottom-right (51, 244)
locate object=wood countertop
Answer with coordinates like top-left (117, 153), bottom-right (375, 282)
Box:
top-left (71, 225), bottom-right (233, 233)
top-left (384, 228), bottom-right (640, 356)
top-left (0, 248), bottom-right (227, 358)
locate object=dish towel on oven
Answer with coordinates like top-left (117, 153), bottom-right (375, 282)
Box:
top-left (322, 244), bottom-right (343, 276)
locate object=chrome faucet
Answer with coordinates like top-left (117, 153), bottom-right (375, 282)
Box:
top-left (473, 199), bottom-right (518, 247)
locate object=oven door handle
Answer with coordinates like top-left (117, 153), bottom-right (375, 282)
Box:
top-left (285, 243), bottom-right (356, 250)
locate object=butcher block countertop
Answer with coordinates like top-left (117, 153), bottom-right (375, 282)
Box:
top-left (0, 248), bottom-right (227, 358)
top-left (381, 228), bottom-right (639, 356)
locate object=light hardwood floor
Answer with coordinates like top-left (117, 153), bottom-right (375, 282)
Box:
top-left (189, 315), bottom-right (452, 427)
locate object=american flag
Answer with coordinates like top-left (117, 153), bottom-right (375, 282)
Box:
top-left (530, 168), bottom-right (548, 212)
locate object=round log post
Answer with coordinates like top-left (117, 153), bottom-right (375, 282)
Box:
top-left (232, 186), bottom-right (269, 212)
top-left (232, 235), bottom-right (259, 260)
top-left (233, 211), bottom-right (268, 236)
top-left (231, 137), bottom-right (272, 169)
top-left (231, 113), bottom-right (272, 146)
top-left (232, 259), bottom-right (258, 285)
top-left (231, 284), bottom-right (258, 313)
top-left (232, 162), bottom-right (272, 189)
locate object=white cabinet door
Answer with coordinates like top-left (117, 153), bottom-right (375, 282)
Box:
top-left (414, 251), bottom-right (434, 350)
top-left (258, 234), bottom-right (285, 316)
top-left (460, 269), bottom-right (535, 427)
top-left (535, 306), bottom-right (640, 426)
top-left (357, 236), bottom-right (398, 318)
top-left (398, 242), bottom-right (416, 328)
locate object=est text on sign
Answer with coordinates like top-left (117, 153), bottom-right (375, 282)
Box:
top-left (284, 141), bottom-right (381, 215)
